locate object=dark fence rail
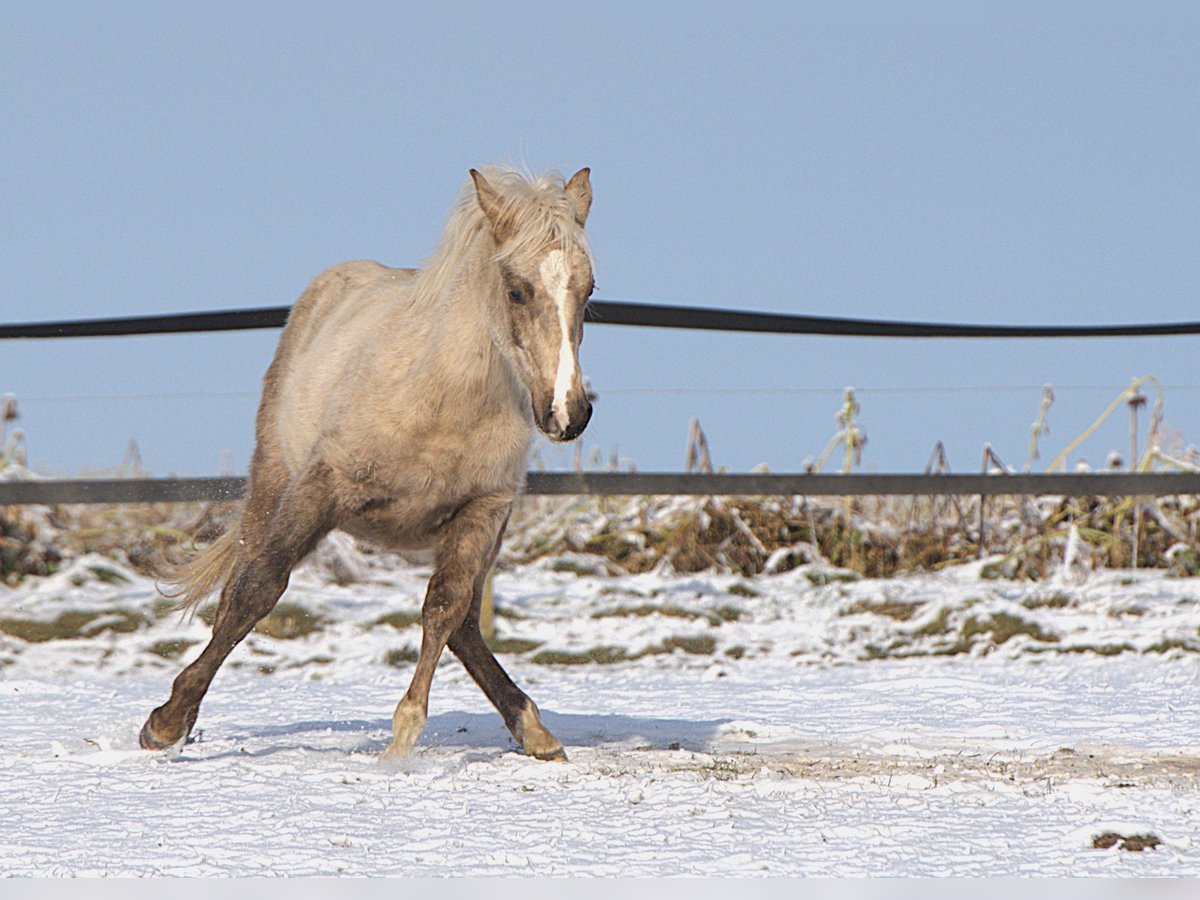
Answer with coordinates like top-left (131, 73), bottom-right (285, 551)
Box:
top-left (2, 472), bottom-right (1198, 505)
top-left (5, 301), bottom-right (1200, 504)
top-left (6, 301), bottom-right (1200, 340)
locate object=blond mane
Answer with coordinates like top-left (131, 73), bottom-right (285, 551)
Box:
top-left (408, 166), bottom-right (593, 310)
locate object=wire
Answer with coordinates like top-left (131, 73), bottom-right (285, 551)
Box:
top-left (19, 391), bottom-right (259, 403)
top-left (601, 385), bottom-right (1200, 396)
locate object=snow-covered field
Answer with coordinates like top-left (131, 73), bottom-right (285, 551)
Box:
top-left (2, 543), bottom-right (1198, 876)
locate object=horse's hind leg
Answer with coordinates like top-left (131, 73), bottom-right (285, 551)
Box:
top-left (139, 464), bottom-right (337, 749)
top-left (383, 493), bottom-right (512, 760)
top-left (448, 522), bottom-right (565, 761)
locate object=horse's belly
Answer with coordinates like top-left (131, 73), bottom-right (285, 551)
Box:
top-left (339, 495), bottom-right (458, 553)
top-left (340, 511), bottom-right (439, 553)
top-left (337, 436), bottom-right (530, 553)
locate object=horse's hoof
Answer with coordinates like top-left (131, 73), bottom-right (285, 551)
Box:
top-left (531, 745), bottom-right (568, 763)
top-left (381, 739), bottom-right (415, 762)
top-left (138, 719), bottom-right (183, 751)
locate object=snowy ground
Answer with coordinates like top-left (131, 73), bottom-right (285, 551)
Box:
top-left (1, 545), bottom-right (1198, 876)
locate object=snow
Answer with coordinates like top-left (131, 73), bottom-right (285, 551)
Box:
top-left (1, 545), bottom-right (1198, 876)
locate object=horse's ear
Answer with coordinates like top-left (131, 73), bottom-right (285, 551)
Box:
top-left (470, 169), bottom-right (515, 243)
top-left (565, 167), bottom-right (592, 227)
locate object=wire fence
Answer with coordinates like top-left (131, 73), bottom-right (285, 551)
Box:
top-left (3, 299), bottom-right (1200, 504)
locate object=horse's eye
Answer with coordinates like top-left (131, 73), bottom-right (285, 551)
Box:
top-left (507, 288), bottom-right (525, 305)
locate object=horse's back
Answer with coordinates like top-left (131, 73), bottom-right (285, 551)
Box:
top-left (266, 260), bottom-right (418, 476)
top-left (283, 260), bottom-right (416, 356)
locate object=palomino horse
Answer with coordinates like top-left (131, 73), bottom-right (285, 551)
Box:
top-left (140, 166), bottom-right (595, 761)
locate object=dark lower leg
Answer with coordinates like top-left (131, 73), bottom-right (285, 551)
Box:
top-left (141, 564), bottom-right (287, 747)
top-left (447, 538), bottom-right (564, 760)
top-left (383, 494), bottom-right (512, 759)
top-left (384, 588), bottom-right (469, 758)
top-left (449, 621), bottom-right (565, 760)
top-left (140, 465), bottom-right (336, 749)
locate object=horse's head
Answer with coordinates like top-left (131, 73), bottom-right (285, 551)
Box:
top-left (471, 167), bottom-right (595, 443)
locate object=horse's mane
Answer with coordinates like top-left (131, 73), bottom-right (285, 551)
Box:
top-left (409, 166), bottom-right (592, 310)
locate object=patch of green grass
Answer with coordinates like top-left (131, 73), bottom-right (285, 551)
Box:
top-left (591, 603), bottom-right (740, 626)
top-left (253, 603), bottom-right (326, 640)
top-left (960, 612), bottom-right (1059, 646)
top-left (591, 603), bottom-right (706, 622)
top-left (859, 604), bottom-right (1059, 659)
top-left (371, 610), bottom-right (421, 631)
top-left (979, 559), bottom-right (1038, 581)
top-left (844, 598), bottom-right (921, 622)
top-left (145, 639), bottom-right (199, 659)
top-left (1143, 638), bottom-right (1200, 654)
top-left (1167, 547), bottom-right (1200, 576)
top-left (1107, 604), bottom-right (1147, 618)
top-left (862, 643), bottom-right (890, 660)
top-left (1021, 592), bottom-right (1073, 610)
top-left (197, 602), bottom-right (326, 639)
top-left (549, 558), bottom-right (602, 576)
top-left (531, 645), bottom-right (631, 666)
top-left (531, 634), bottom-right (717, 665)
top-left (909, 607), bottom-right (952, 638)
top-left (598, 586), bottom-right (647, 597)
top-left (70, 564), bottom-right (132, 587)
top-left (384, 646), bottom-right (419, 667)
top-left (1029, 642), bottom-right (1134, 657)
top-left (806, 570), bottom-right (860, 586)
top-left (286, 655), bottom-right (335, 668)
top-left (485, 637), bottom-right (544, 655)
top-left (581, 532), bottom-right (647, 568)
top-left (151, 599), bottom-right (179, 620)
top-left (727, 582), bottom-right (760, 598)
top-left (661, 635), bottom-right (717, 655)
top-left (1028, 638), bottom-right (1199, 657)
top-left (591, 603), bottom-right (670, 619)
top-left (0, 608), bottom-right (150, 643)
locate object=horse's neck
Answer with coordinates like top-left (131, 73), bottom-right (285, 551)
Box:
top-left (418, 241), bottom-right (518, 405)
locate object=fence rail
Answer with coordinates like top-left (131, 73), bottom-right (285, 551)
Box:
top-left (6, 301), bottom-right (1200, 341)
top-left (2, 472), bottom-right (1198, 505)
top-left (6, 300), bottom-right (1200, 503)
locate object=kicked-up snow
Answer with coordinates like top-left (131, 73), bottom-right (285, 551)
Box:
top-left (1, 542), bottom-right (1198, 876)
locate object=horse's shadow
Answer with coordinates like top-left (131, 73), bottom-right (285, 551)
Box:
top-left (187, 710), bottom-right (732, 763)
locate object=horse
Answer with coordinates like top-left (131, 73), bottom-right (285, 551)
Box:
top-left (139, 166), bottom-right (595, 761)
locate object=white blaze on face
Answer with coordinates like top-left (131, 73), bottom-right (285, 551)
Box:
top-left (539, 249), bottom-right (577, 430)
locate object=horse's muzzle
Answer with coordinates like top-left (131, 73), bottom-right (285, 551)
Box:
top-left (541, 400), bottom-right (592, 443)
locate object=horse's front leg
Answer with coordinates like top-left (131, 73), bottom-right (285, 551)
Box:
top-left (448, 521), bottom-right (566, 761)
top-left (383, 493), bottom-right (512, 760)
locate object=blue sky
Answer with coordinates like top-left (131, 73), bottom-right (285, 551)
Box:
top-left (3, 28), bottom-right (1199, 476)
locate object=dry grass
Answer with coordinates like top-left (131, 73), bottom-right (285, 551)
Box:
top-left (4, 486), bottom-right (1200, 588)
top-left (506, 489), bottom-right (1200, 580)
top-left (1092, 832), bottom-right (1161, 852)
top-left (1, 496), bottom-right (234, 586)
top-left (529, 634), bottom-right (717, 666)
top-left (4, 379), bottom-right (1200, 584)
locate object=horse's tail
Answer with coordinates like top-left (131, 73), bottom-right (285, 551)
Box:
top-left (162, 523), bottom-right (242, 616)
